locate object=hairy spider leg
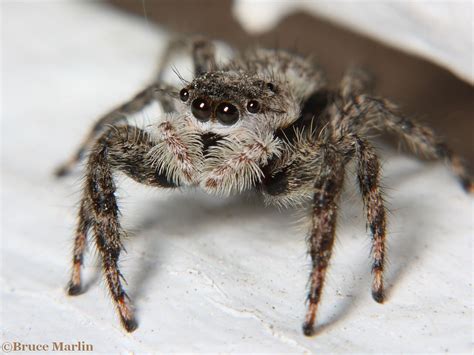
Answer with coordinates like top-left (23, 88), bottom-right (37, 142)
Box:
top-left (355, 138), bottom-right (387, 302)
top-left (67, 199), bottom-right (92, 295)
top-left (303, 146), bottom-right (346, 336)
top-left (71, 126), bottom-right (179, 331)
top-left (156, 35), bottom-right (217, 82)
top-left (339, 66), bottom-right (375, 100)
top-left (338, 95), bottom-right (473, 193)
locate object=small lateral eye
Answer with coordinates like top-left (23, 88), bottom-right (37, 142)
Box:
top-left (247, 100), bottom-right (260, 113)
top-left (266, 82), bottom-right (275, 92)
top-left (179, 88), bottom-right (189, 102)
top-left (216, 102), bottom-right (239, 125)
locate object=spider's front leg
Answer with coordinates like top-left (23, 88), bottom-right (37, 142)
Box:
top-left (303, 148), bottom-right (346, 336)
top-left (261, 142), bottom-right (348, 336)
top-left (67, 199), bottom-right (92, 296)
top-left (201, 130), bottom-right (283, 195)
top-left (355, 138), bottom-right (387, 303)
top-left (67, 123), bottom-right (201, 332)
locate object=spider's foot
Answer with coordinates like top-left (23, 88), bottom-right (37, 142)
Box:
top-left (121, 316), bottom-right (138, 333)
top-left (118, 295), bottom-right (138, 332)
top-left (302, 302), bottom-right (318, 336)
top-left (372, 289), bottom-right (385, 303)
top-left (67, 260), bottom-right (83, 295)
top-left (371, 271), bottom-right (385, 303)
top-left (54, 163), bottom-right (72, 178)
top-left (66, 281), bottom-right (82, 296)
top-left (54, 153), bottom-right (82, 178)
top-left (460, 177), bottom-right (473, 194)
top-left (302, 321), bottom-right (315, 337)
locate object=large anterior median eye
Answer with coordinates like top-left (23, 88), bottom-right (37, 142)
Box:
top-left (191, 98), bottom-right (212, 122)
top-left (216, 102), bottom-right (239, 125)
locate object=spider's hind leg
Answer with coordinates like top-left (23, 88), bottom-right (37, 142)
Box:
top-left (54, 83), bottom-right (176, 178)
top-left (156, 35), bottom-right (218, 81)
top-left (337, 90), bottom-right (473, 193)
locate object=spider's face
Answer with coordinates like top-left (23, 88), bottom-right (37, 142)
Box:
top-left (177, 71), bottom-right (290, 133)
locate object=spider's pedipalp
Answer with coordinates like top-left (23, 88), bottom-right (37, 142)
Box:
top-left (148, 117), bottom-right (204, 185)
top-left (202, 129), bottom-right (283, 195)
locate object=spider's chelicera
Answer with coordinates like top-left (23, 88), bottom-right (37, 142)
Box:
top-left (56, 37), bottom-right (473, 336)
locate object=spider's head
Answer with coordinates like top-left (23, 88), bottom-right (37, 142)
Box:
top-left (177, 71), bottom-right (297, 133)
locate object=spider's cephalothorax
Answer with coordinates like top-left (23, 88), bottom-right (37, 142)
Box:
top-left (56, 37), bottom-right (472, 335)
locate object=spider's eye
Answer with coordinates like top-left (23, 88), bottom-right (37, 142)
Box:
top-left (266, 82), bottom-right (276, 92)
top-left (216, 102), bottom-right (239, 125)
top-left (180, 88), bottom-right (189, 102)
top-left (191, 98), bottom-right (212, 121)
top-left (247, 100), bottom-right (260, 113)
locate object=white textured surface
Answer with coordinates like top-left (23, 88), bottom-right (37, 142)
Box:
top-left (1, 1), bottom-right (473, 353)
top-left (233, 0), bottom-right (474, 83)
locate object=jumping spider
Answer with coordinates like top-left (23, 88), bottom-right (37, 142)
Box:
top-left (56, 37), bottom-right (472, 336)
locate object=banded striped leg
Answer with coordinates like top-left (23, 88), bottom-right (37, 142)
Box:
top-left (67, 200), bottom-right (92, 295)
top-left (73, 126), bottom-right (179, 332)
top-left (303, 148), bottom-right (346, 336)
top-left (356, 138), bottom-right (387, 302)
top-left (340, 95), bottom-right (473, 192)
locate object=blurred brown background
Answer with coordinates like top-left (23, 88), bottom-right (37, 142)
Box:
top-left (110, 0), bottom-right (473, 164)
